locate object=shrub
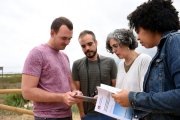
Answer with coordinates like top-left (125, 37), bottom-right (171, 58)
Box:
top-left (4, 93), bottom-right (29, 108)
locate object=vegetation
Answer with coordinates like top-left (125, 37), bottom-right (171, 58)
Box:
top-left (0, 74), bottom-right (21, 89)
top-left (0, 74), bottom-right (29, 116)
top-left (0, 74), bottom-right (29, 106)
top-left (0, 74), bottom-right (80, 119)
top-left (0, 74), bottom-right (21, 81)
top-left (4, 93), bottom-right (29, 108)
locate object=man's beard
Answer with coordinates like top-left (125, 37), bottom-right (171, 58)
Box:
top-left (85, 49), bottom-right (97, 58)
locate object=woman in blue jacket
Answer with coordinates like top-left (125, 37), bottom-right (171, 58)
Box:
top-left (112, 0), bottom-right (180, 120)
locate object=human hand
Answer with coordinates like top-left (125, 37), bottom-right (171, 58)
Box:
top-left (90, 95), bottom-right (98, 105)
top-left (112, 89), bottom-right (130, 107)
top-left (72, 90), bottom-right (84, 103)
top-left (93, 95), bottom-right (98, 99)
top-left (62, 91), bottom-right (81, 106)
top-left (72, 90), bottom-right (83, 96)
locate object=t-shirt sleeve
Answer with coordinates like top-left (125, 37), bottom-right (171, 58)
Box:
top-left (110, 59), bottom-right (118, 80)
top-left (22, 48), bottom-right (43, 77)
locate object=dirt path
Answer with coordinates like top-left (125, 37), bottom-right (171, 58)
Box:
top-left (0, 110), bottom-right (80, 120)
top-left (0, 111), bottom-right (33, 120)
top-left (0, 113), bottom-right (79, 120)
top-left (0, 115), bottom-right (22, 120)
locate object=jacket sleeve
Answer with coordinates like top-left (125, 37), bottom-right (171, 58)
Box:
top-left (128, 33), bottom-right (180, 114)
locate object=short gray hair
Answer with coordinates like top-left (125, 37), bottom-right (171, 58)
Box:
top-left (106, 28), bottom-right (138, 53)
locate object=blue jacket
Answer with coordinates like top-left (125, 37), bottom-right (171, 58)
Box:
top-left (129, 31), bottom-right (180, 120)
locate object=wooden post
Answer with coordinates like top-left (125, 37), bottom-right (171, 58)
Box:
top-left (0, 89), bottom-right (22, 94)
top-left (0, 104), bottom-right (34, 115)
top-left (0, 89), bottom-right (34, 116)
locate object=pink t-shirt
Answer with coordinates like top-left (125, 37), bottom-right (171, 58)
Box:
top-left (22, 44), bottom-right (72, 118)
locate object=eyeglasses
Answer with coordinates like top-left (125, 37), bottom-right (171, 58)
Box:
top-left (109, 43), bottom-right (124, 53)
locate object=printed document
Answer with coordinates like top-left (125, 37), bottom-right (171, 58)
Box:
top-left (74, 95), bottom-right (96, 102)
top-left (95, 84), bottom-right (132, 120)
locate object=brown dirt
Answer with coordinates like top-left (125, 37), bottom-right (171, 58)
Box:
top-left (0, 113), bottom-right (80, 120)
top-left (0, 114), bottom-right (34, 120)
top-left (0, 109), bottom-right (34, 120)
top-left (0, 111), bottom-right (80, 120)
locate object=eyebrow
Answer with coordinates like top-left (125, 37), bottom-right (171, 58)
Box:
top-left (112, 43), bottom-right (119, 47)
top-left (82, 41), bottom-right (93, 46)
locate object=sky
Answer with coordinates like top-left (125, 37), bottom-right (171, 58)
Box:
top-left (0, 0), bottom-right (180, 73)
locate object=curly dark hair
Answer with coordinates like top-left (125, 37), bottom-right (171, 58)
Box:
top-left (127, 0), bottom-right (180, 33)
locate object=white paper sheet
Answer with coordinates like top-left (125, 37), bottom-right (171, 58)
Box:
top-left (95, 84), bottom-right (133, 120)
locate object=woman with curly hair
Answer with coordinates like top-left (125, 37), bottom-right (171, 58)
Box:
top-left (106, 29), bottom-right (151, 93)
top-left (112, 0), bottom-right (180, 120)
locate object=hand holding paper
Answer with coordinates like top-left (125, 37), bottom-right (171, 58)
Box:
top-left (74, 95), bottom-right (97, 103)
top-left (95, 84), bottom-right (132, 120)
top-left (112, 89), bottom-right (131, 107)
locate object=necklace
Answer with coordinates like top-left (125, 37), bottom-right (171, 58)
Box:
top-left (124, 53), bottom-right (139, 72)
top-left (124, 61), bottom-right (134, 72)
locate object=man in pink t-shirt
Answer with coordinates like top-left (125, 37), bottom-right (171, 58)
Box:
top-left (21, 16), bottom-right (82, 120)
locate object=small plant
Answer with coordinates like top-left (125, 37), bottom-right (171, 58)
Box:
top-left (4, 93), bottom-right (29, 108)
top-left (71, 104), bottom-right (79, 113)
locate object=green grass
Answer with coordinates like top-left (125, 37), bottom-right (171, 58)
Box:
top-left (4, 93), bottom-right (29, 108)
top-left (0, 74), bottom-right (21, 89)
top-left (0, 74), bottom-right (21, 83)
top-left (0, 74), bottom-right (29, 108)
top-left (71, 104), bottom-right (79, 113)
top-left (0, 74), bottom-right (29, 116)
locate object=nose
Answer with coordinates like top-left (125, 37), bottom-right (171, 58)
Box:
top-left (65, 39), bottom-right (70, 45)
top-left (112, 47), bottom-right (116, 53)
top-left (84, 45), bottom-right (90, 51)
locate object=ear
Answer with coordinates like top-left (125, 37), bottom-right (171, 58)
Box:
top-left (50, 29), bottom-right (55, 37)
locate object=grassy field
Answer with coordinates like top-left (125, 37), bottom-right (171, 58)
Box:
top-left (0, 74), bottom-right (21, 89)
top-left (0, 74), bottom-right (80, 120)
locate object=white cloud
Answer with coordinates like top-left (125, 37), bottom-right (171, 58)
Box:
top-left (0, 0), bottom-right (179, 73)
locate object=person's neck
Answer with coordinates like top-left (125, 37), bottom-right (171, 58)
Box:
top-left (87, 54), bottom-right (98, 61)
top-left (124, 51), bottom-right (138, 65)
top-left (47, 39), bottom-right (53, 47)
top-left (47, 39), bottom-right (59, 51)
top-left (154, 32), bottom-right (162, 46)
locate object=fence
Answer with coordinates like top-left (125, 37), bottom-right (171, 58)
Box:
top-left (0, 89), bottom-right (80, 120)
top-left (0, 89), bottom-right (34, 116)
